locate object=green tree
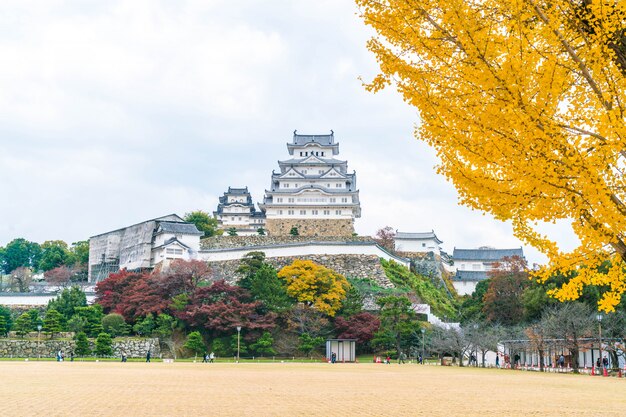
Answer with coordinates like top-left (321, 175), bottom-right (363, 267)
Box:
top-left (337, 285), bottom-right (364, 318)
top-left (241, 264), bottom-right (292, 313)
top-left (184, 210), bottom-right (221, 238)
top-left (237, 252), bottom-right (267, 283)
top-left (74, 332), bottom-right (91, 356)
top-left (133, 315), bottom-right (156, 336)
top-left (73, 305), bottom-right (104, 337)
top-left (298, 333), bottom-right (324, 356)
top-left (184, 331), bottom-right (206, 359)
top-left (227, 227), bottom-right (238, 236)
top-left (13, 313), bottom-right (32, 337)
top-left (155, 314), bottom-right (176, 339)
top-left (27, 309), bottom-right (42, 330)
top-left (47, 286), bottom-right (87, 324)
top-left (95, 332), bottom-right (113, 357)
top-left (211, 338), bottom-right (229, 357)
top-left (0, 238), bottom-right (41, 273)
top-left (257, 228), bottom-right (266, 236)
top-left (230, 334), bottom-right (248, 356)
top-left (289, 227), bottom-right (299, 236)
top-left (67, 314), bottom-right (88, 334)
top-left (251, 332), bottom-right (276, 356)
top-left (0, 305), bottom-right (12, 334)
top-left (0, 315), bottom-right (7, 337)
top-left (69, 241), bottom-right (90, 265)
top-left (459, 280), bottom-right (489, 324)
top-left (43, 309), bottom-right (63, 339)
top-left (375, 295), bottom-right (417, 356)
top-left (39, 240), bottom-right (72, 272)
top-left (102, 313), bottom-right (129, 337)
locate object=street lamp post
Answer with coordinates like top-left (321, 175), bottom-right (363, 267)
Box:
top-left (37, 324), bottom-right (42, 361)
top-left (596, 314), bottom-right (603, 374)
top-left (420, 328), bottom-right (425, 364)
top-left (236, 326), bottom-right (242, 363)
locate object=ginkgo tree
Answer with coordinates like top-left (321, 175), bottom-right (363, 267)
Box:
top-left (277, 260), bottom-right (350, 316)
top-left (356, 0), bottom-right (626, 311)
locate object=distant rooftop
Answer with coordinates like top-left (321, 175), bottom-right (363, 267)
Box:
top-left (395, 231), bottom-right (443, 244)
top-left (453, 247), bottom-right (524, 261)
top-left (453, 270), bottom-right (488, 281)
top-left (292, 130), bottom-right (334, 146)
top-left (157, 222), bottom-right (204, 236)
top-left (227, 187), bottom-right (250, 195)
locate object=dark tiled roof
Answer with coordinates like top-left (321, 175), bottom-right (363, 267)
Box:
top-left (227, 187), bottom-right (249, 195)
top-left (453, 270), bottom-right (488, 281)
top-left (292, 131), bottom-right (334, 146)
top-left (453, 248), bottom-right (523, 261)
top-left (395, 231), bottom-right (442, 244)
top-left (156, 222), bottom-right (203, 235)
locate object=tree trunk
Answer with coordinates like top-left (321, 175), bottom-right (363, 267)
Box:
top-left (539, 349), bottom-right (545, 372)
top-left (572, 347), bottom-right (579, 373)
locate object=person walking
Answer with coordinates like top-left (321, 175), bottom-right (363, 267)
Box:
top-left (398, 352), bottom-right (406, 364)
top-left (209, 352), bottom-right (215, 363)
top-left (603, 356), bottom-right (609, 369)
top-left (146, 350), bottom-right (151, 363)
top-left (331, 352), bottom-right (337, 364)
top-left (202, 353), bottom-right (208, 363)
top-left (385, 355), bottom-right (391, 365)
top-left (495, 355), bottom-right (500, 368)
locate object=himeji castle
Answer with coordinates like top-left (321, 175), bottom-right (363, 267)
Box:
top-left (258, 130), bottom-right (361, 236)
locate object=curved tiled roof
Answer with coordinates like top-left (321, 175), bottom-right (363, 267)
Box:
top-left (156, 222), bottom-right (203, 235)
top-left (453, 248), bottom-right (524, 261)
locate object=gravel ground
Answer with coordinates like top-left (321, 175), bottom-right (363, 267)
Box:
top-left (1, 361), bottom-right (625, 416)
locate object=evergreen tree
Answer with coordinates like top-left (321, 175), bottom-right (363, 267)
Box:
top-left (242, 264), bottom-right (292, 313)
top-left (95, 332), bottom-right (113, 357)
top-left (250, 332), bottom-right (276, 356)
top-left (13, 313), bottom-right (32, 338)
top-left (257, 228), bottom-right (266, 236)
top-left (101, 313), bottom-right (129, 337)
top-left (47, 286), bottom-right (87, 324)
top-left (227, 227), bottom-right (238, 236)
top-left (0, 315), bottom-right (7, 337)
top-left (74, 332), bottom-right (91, 356)
top-left (184, 331), bottom-right (205, 359)
top-left (289, 227), bottom-right (299, 236)
top-left (133, 315), bottom-right (156, 336)
top-left (43, 309), bottom-right (63, 339)
top-left (27, 309), bottom-right (42, 330)
top-left (0, 305), bottom-right (12, 334)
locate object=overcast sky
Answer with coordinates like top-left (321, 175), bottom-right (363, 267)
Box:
top-left (0, 0), bottom-right (578, 264)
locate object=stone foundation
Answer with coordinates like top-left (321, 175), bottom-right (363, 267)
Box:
top-left (265, 218), bottom-right (354, 237)
top-left (0, 337), bottom-right (160, 358)
top-left (208, 254), bottom-right (394, 289)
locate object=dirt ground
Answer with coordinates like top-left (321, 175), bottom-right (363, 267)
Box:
top-left (1, 361), bottom-right (625, 416)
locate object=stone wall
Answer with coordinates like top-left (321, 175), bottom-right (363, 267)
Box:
top-left (200, 235), bottom-right (373, 250)
top-left (265, 218), bottom-right (354, 237)
top-left (208, 254), bottom-right (394, 289)
top-left (0, 337), bottom-right (160, 358)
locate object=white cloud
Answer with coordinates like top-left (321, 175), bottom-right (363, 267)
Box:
top-left (0, 1), bottom-right (578, 266)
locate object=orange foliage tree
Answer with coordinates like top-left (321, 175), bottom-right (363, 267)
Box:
top-left (277, 260), bottom-right (350, 317)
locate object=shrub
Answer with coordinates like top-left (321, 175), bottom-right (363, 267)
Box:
top-left (95, 332), bottom-right (113, 357)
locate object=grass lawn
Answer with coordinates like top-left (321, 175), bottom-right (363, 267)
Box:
top-left (1, 361), bottom-right (624, 416)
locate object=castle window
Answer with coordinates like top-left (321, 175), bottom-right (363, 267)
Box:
top-left (312, 210), bottom-right (318, 215)
top-left (327, 183), bottom-right (330, 187)
top-left (323, 210), bottom-right (330, 215)
top-left (321, 152), bottom-right (324, 156)
top-left (278, 210), bottom-right (283, 215)
top-left (335, 183), bottom-right (341, 188)
top-left (300, 152), bottom-right (303, 156)
top-left (330, 198), bottom-right (336, 203)
top-left (295, 183), bottom-right (299, 188)
top-left (319, 170), bottom-right (324, 174)
top-left (276, 198), bottom-right (282, 203)
top-left (341, 197), bottom-right (348, 203)
top-left (300, 210), bottom-right (306, 215)
top-left (335, 210), bottom-right (341, 215)
top-left (288, 210), bottom-right (294, 215)
top-left (288, 197), bottom-right (294, 203)
top-left (315, 152), bottom-right (319, 156)
top-left (283, 183), bottom-right (289, 188)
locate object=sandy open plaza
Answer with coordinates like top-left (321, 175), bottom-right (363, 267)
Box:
top-left (2, 361), bottom-right (626, 416)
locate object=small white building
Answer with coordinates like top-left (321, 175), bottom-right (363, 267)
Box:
top-left (394, 231), bottom-right (443, 256)
top-left (452, 247), bottom-right (525, 295)
top-left (214, 187), bottom-right (266, 236)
